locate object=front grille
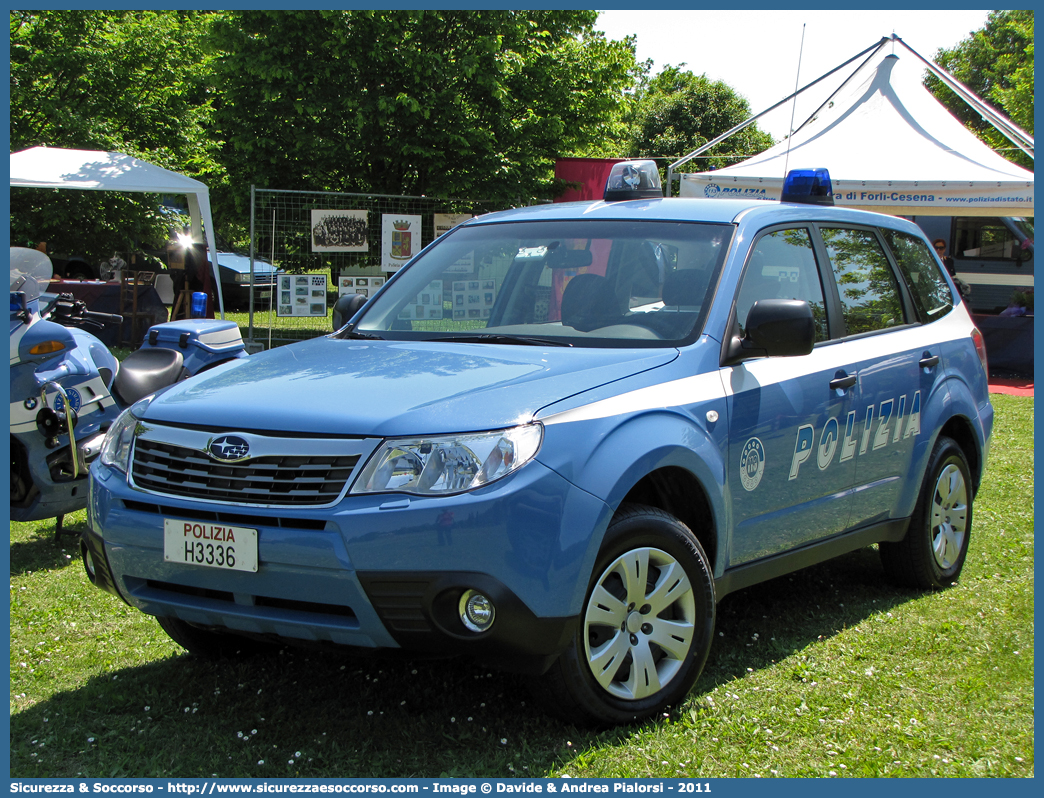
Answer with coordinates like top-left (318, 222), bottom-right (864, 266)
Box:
top-left (123, 500), bottom-right (329, 531)
top-left (132, 439), bottom-right (359, 506)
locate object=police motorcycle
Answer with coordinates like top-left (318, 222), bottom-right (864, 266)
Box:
top-left (10, 247), bottom-right (248, 537)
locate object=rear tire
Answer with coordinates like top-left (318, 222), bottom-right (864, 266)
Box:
top-left (880, 435), bottom-right (972, 589)
top-left (538, 504), bottom-right (715, 727)
top-left (156, 616), bottom-right (272, 659)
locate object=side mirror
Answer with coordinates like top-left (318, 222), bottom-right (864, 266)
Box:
top-left (332, 293), bottom-right (368, 330)
top-left (724, 299), bottom-right (815, 364)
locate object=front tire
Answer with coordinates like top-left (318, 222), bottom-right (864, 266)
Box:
top-left (881, 435), bottom-right (973, 589)
top-left (540, 505), bottom-right (715, 727)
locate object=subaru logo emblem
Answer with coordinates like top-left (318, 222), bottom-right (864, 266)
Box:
top-left (208, 435), bottom-right (251, 462)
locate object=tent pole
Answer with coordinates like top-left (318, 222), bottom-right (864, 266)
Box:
top-left (788, 45), bottom-right (883, 140)
top-left (892, 35), bottom-right (1033, 147)
top-left (666, 37), bottom-right (889, 193)
top-left (892, 35), bottom-right (1033, 160)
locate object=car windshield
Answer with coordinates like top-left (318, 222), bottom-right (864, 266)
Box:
top-left (351, 219), bottom-right (733, 346)
top-left (1010, 217), bottom-right (1034, 243)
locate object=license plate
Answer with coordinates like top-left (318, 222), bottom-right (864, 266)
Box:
top-left (163, 519), bottom-right (258, 572)
top-left (256, 290), bottom-right (272, 300)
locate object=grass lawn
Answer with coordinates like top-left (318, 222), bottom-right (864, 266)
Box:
top-left (9, 395), bottom-right (1033, 778)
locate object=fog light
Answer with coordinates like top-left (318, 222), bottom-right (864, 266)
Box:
top-left (459, 590), bottom-right (495, 633)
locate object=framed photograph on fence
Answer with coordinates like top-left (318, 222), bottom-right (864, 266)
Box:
top-left (434, 213), bottom-right (473, 238)
top-left (311, 209), bottom-right (369, 252)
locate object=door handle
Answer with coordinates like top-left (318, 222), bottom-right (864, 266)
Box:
top-left (919, 354), bottom-right (940, 369)
top-left (829, 373), bottom-right (858, 392)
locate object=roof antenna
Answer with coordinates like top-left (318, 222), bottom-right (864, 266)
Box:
top-left (783, 23), bottom-right (807, 179)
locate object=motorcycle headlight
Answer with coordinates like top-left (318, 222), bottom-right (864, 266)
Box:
top-left (352, 424), bottom-right (543, 496)
top-left (99, 399), bottom-right (151, 474)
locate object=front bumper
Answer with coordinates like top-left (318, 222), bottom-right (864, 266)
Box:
top-left (86, 459), bottom-right (608, 670)
top-left (222, 279), bottom-right (277, 306)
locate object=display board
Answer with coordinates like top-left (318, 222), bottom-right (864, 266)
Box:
top-left (450, 279), bottom-right (497, 321)
top-left (397, 280), bottom-right (444, 321)
top-left (336, 275), bottom-right (385, 299)
top-left (277, 273), bottom-right (328, 317)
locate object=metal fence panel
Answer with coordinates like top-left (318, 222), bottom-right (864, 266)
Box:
top-left (246, 188), bottom-right (532, 348)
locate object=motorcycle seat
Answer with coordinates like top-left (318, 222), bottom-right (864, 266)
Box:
top-left (113, 347), bottom-right (185, 406)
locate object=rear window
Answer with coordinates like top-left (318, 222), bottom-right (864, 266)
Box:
top-left (881, 229), bottom-right (954, 322)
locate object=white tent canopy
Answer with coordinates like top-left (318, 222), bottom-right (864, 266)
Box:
top-left (9, 146), bottom-right (225, 315)
top-left (679, 43), bottom-right (1033, 216)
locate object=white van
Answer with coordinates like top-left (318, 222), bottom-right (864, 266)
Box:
top-left (908, 216), bottom-right (1034, 314)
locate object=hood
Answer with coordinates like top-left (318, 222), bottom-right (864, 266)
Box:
top-left (141, 337), bottom-right (677, 436)
top-left (215, 252), bottom-right (278, 275)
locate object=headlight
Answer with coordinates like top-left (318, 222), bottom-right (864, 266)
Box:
top-left (98, 398), bottom-right (151, 473)
top-left (352, 424), bottom-right (543, 496)
top-left (235, 273), bottom-right (253, 284)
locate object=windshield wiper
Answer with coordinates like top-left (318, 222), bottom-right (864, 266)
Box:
top-left (340, 328), bottom-right (385, 340)
top-left (429, 333), bottom-right (573, 347)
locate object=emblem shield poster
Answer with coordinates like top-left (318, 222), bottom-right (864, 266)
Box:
top-left (381, 214), bottom-right (423, 272)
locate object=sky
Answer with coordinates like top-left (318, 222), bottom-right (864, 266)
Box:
top-left (595, 9), bottom-right (991, 141)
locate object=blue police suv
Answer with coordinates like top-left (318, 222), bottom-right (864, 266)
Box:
top-left (84, 164), bottom-right (992, 726)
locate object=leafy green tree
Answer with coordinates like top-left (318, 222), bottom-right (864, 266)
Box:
top-left (626, 66), bottom-right (774, 169)
top-left (9, 10), bottom-right (221, 258)
top-left (925, 10), bottom-right (1034, 169)
top-left (208, 10), bottom-right (639, 211)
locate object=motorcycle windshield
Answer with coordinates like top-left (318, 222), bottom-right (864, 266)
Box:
top-left (10, 247), bottom-right (53, 298)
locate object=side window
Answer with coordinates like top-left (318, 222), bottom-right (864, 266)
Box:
top-left (881, 229), bottom-right (954, 322)
top-left (954, 217), bottom-right (1022, 261)
top-left (735, 228), bottom-right (827, 342)
top-left (821, 227), bottom-right (906, 336)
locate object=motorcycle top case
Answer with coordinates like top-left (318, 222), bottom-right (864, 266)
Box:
top-left (140, 319), bottom-right (244, 357)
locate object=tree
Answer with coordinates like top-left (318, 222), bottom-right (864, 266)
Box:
top-left (626, 66), bottom-right (774, 170)
top-left (208, 10), bottom-right (639, 211)
top-left (925, 10), bottom-right (1034, 169)
top-left (9, 10), bottom-right (221, 257)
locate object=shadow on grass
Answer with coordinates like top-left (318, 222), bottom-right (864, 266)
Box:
top-left (10, 640), bottom-right (579, 778)
top-left (703, 545), bottom-right (920, 686)
top-left (10, 545), bottom-right (927, 778)
top-left (10, 516), bottom-right (89, 576)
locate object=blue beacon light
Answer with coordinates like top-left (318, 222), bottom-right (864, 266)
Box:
top-left (781, 168), bottom-right (834, 205)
